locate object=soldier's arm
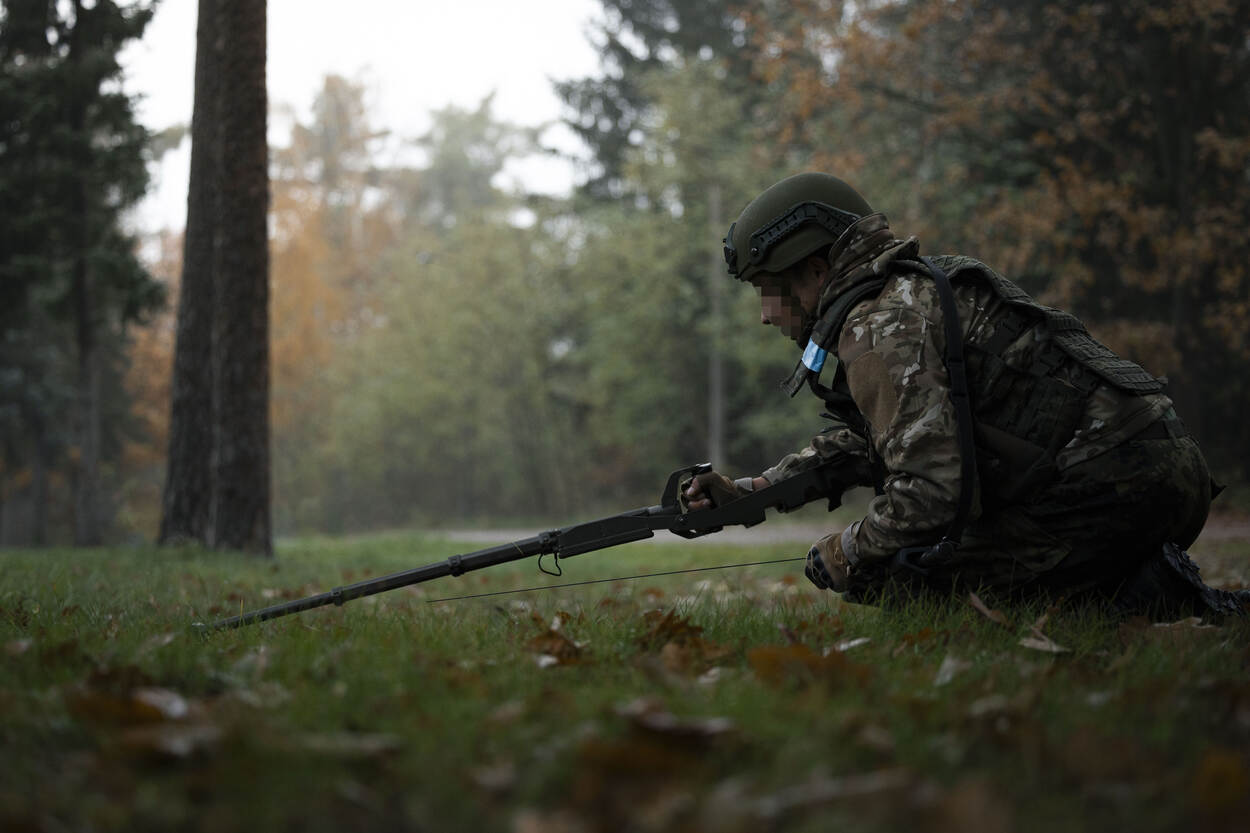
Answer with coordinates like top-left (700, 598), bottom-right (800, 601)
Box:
top-left (837, 288), bottom-right (966, 567)
top-left (761, 417), bottom-right (874, 486)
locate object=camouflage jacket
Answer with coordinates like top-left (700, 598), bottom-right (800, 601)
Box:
top-left (762, 215), bottom-right (1170, 567)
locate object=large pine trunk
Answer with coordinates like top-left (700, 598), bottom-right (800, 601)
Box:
top-left (160, 0), bottom-right (220, 546)
top-left (212, 0), bottom-right (271, 555)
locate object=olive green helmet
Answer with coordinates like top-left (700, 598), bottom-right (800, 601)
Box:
top-left (723, 172), bottom-right (873, 284)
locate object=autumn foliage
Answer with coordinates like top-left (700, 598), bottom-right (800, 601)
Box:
top-left (745, 0), bottom-right (1250, 476)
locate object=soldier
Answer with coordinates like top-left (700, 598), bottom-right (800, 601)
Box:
top-left (684, 172), bottom-right (1243, 618)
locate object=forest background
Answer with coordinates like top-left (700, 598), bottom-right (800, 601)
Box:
top-left (3, 0), bottom-right (1249, 547)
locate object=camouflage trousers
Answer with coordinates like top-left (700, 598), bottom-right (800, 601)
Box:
top-left (887, 434), bottom-right (1213, 599)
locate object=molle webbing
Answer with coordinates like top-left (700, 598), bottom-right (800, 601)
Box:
top-left (929, 256), bottom-right (1164, 395)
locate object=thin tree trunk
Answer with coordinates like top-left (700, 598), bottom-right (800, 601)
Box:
top-left (160, 0), bottom-right (220, 546)
top-left (706, 183), bottom-right (726, 470)
top-left (69, 0), bottom-right (101, 546)
top-left (212, 0), bottom-right (271, 555)
top-left (31, 416), bottom-right (50, 547)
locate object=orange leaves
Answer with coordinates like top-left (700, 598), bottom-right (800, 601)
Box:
top-left (636, 609), bottom-right (732, 675)
top-left (747, 641), bottom-right (871, 690)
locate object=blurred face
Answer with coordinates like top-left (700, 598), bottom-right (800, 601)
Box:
top-left (752, 259), bottom-right (827, 342)
top-left (755, 274), bottom-right (807, 340)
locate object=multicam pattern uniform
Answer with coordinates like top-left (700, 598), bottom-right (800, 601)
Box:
top-left (763, 215), bottom-right (1212, 593)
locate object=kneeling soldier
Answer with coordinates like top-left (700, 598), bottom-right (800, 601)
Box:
top-left (685, 172), bottom-right (1243, 618)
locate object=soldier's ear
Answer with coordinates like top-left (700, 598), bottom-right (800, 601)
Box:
top-left (805, 254), bottom-right (831, 286)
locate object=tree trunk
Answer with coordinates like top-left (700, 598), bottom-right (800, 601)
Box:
top-left (160, 0), bottom-right (220, 546)
top-left (706, 183), bottom-right (726, 470)
top-left (68, 0), bottom-right (101, 546)
top-left (212, 0), bottom-right (271, 555)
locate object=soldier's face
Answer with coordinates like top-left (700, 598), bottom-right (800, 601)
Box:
top-left (757, 280), bottom-right (806, 339)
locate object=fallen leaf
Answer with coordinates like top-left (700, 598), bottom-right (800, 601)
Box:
top-left (135, 632), bottom-right (176, 658)
top-left (1192, 748), bottom-right (1250, 818)
top-left (117, 723), bottom-right (221, 760)
top-left (526, 628), bottom-right (584, 666)
top-left (68, 686), bottom-right (188, 726)
top-left (4, 638), bottom-right (32, 656)
top-left (1018, 626), bottom-right (1069, 654)
top-left (830, 637), bottom-right (871, 653)
top-left (967, 694), bottom-right (1011, 719)
top-left (748, 643), bottom-right (871, 689)
top-left (934, 654), bottom-right (973, 686)
top-left (470, 760), bottom-right (517, 794)
top-left (487, 700), bottom-right (526, 724)
top-left (934, 776), bottom-right (1014, 833)
top-left (132, 687), bottom-right (189, 720)
top-left (968, 592), bottom-right (1009, 627)
top-left (615, 697), bottom-right (734, 740)
top-left (513, 809), bottom-right (591, 833)
top-left (855, 724), bottom-right (896, 756)
top-left (752, 768), bottom-right (913, 819)
top-left (893, 627), bottom-right (940, 657)
top-left (298, 732), bottom-right (403, 758)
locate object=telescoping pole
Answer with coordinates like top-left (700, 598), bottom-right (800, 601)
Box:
top-left (201, 532), bottom-right (558, 630)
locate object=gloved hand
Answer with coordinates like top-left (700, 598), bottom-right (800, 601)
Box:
top-left (681, 471), bottom-right (748, 512)
top-left (805, 532), bottom-right (851, 592)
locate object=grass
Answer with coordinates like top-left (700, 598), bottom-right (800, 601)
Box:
top-left (1, 530), bottom-right (1248, 833)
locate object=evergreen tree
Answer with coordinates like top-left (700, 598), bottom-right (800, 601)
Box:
top-left (0, 0), bottom-right (163, 545)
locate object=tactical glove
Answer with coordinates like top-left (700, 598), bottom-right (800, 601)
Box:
top-left (805, 532), bottom-right (851, 592)
top-left (680, 470), bottom-right (748, 512)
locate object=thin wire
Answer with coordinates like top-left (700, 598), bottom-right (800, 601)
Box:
top-left (424, 557), bottom-right (807, 604)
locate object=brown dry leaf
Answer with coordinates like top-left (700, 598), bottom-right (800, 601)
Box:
top-left (615, 697), bottom-right (734, 741)
top-left (893, 627), bottom-right (940, 658)
top-left (117, 723), bottom-right (221, 761)
top-left (748, 643), bottom-right (871, 689)
top-left (638, 608), bottom-right (730, 675)
top-left (933, 654), bottom-right (973, 686)
top-left (298, 731), bottom-right (404, 758)
top-left (135, 632), bottom-right (176, 658)
top-left (637, 609), bottom-right (703, 649)
top-left (526, 628), bottom-right (584, 667)
top-left (1018, 626), bottom-right (1069, 654)
top-left (968, 592), bottom-right (1009, 627)
top-left (470, 760), bottom-right (517, 794)
top-left (1055, 730), bottom-right (1157, 782)
top-left (487, 700), bottom-right (527, 725)
top-left (4, 638), bottom-right (32, 657)
top-left (512, 809), bottom-right (591, 833)
top-left (1191, 748), bottom-right (1250, 818)
top-left (68, 685), bottom-right (189, 726)
top-left (933, 776), bottom-right (1015, 833)
top-left (752, 768), bottom-right (914, 820)
top-left (132, 687), bottom-right (189, 720)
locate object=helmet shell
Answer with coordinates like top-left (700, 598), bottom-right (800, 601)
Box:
top-left (724, 172), bottom-right (873, 284)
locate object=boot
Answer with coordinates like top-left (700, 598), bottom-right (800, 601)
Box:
top-left (1114, 542), bottom-right (1248, 621)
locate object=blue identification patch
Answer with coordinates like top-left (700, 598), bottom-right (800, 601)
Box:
top-left (801, 339), bottom-right (827, 373)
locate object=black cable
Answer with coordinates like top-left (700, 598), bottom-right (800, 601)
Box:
top-left (424, 557), bottom-right (807, 604)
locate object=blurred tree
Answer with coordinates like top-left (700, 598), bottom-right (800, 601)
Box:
top-left (748, 0), bottom-right (1250, 483)
top-left (161, 0), bottom-right (271, 555)
top-left (555, 0), bottom-right (761, 199)
top-left (212, 0), bottom-right (270, 554)
top-left (268, 75), bottom-right (388, 531)
top-left (161, 0), bottom-right (218, 546)
top-left (0, 0), bottom-right (163, 545)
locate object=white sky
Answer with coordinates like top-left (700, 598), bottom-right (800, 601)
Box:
top-left (120, 0), bottom-right (604, 233)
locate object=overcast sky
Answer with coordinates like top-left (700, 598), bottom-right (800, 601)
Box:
top-left (121, 0), bottom-right (604, 233)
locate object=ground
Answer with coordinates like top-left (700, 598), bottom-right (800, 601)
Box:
top-left (1, 523), bottom-right (1248, 833)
